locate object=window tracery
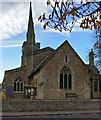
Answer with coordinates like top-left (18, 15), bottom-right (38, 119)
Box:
top-left (60, 66), bottom-right (72, 89)
top-left (14, 78), bottom-right (23, 92)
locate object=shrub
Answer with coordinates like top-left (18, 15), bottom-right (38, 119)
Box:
top-left (0, 92), bottom-right (7, 100)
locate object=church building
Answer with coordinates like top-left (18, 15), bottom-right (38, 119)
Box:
top-left (2, 2), bottom-right (101, 100)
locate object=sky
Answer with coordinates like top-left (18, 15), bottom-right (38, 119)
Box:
top-left (0, 0), bottom-right (98, 83)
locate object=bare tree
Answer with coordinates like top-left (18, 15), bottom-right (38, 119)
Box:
top-left (94, 27), bottom-right (101, 72)
top-left (38, 1), bottom-right (101, 32)
top-left (38, 0), bottom-right (101, 72)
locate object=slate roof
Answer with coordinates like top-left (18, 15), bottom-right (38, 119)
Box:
top-left (5, 67), bottom-right (21, 73)
top-left (32, 47), bottom-right (55, 73)
top-left (29, 40), bottom-right (101, 80)
top-left (33, 47), bottom-right (54, 55)
top-left (29, 51), bottom-right (55, 79)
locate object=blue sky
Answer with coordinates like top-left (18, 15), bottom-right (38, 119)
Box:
top-left (0, 1), bottom-right (96, 83)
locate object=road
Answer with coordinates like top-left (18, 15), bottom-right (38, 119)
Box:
top-left (1, 113), bottom-right (101, 120)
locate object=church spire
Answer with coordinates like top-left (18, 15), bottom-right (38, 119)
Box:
top-left (27, 2), bottom-right (35, 44)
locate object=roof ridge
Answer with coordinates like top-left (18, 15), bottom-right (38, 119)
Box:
top-left (33, 46), bottom-right (55, 55)
top-left (29, 40), bottom-right (87, 78)
top-left (5, 67), bottom-right (22, 73)
top-left (29, 51), bottom-right (55, 78)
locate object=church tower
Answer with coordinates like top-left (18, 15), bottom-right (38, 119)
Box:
top-left (21, 2), bottom-right (40, 75)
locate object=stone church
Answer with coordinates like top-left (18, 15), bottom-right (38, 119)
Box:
top-left (2, 2), bottom-right (101, 100)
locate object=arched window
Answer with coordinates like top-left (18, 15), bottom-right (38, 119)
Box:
top-left (14, 78), bottom-right (23, 92)
top-left (60, 73), bottom-right (63, 89)
top-left (60, 66), bottom-right (72, 90)
top-left (21, 82), bottom-right (23, 91)
top-left (68, 74), bottom-right (72, 89)
top-left (64, 73), bottom-right (67, 89)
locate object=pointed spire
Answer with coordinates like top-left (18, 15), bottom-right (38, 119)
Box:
top-left (27, 2), bottom-right (35, 44)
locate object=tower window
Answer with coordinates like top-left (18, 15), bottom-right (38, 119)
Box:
top-left (14, 78), bottom-right (23, 92)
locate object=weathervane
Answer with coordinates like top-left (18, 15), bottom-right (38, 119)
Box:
top-left (38, 0), bottom-right (101, 32)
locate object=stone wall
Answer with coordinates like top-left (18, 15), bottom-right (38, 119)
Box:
top-left (2, 99), bottom-right (100, 112)
top-left (41, 41), bottom-right (89, 99)
top-left (3, 67), bottom-right (28, 98)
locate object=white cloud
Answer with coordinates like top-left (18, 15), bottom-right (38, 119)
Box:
top-left (44, 18), bottom-right (91, 38)
top-left (1, 0), bottom-right (47, 2)
top-left (0, 2), bottom-right (28, 40)
top-left (45, 27), bottom-right (71, 37)
top-left (0, 44), bottom-right (22, 48)
top-left (0, 1), bottom-right (93, 44)
top-left (0, 1), bottom-right (49, 41)
top-left (0, 1), bottom-right (53, 49)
